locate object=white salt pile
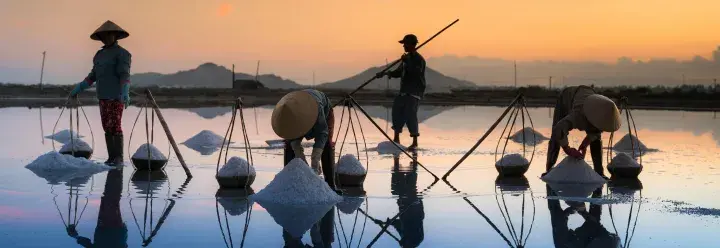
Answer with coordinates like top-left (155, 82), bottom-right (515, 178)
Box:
top-left (608, 153), bottom-right (641, 168)
top-left (337, 196), bottom-right (365, 214)
top-left (376, 141), bottom-right (406, 155)
top-left (541, 157), bottom-right (607, 184)
top-left (132, 143), bottom-right (167, 160)
top-left (25, 152), bottom-right (111, 185)
top-left (257, 201), bottom-right (335, 238)
top-left (45, 129), bottom-right (84, 144)
top-left (495, 153), bottom-right (529, 167)
top-left (218, 156), bottom-right (256, 177)
top-left (250, 158), bottom-right (342, 205)
top-left (510, 127), bottom-right (548, 144)
top-left (336, 154), bottom-right (366, 175)
top-left (217, 196), bottom-right (253, 216)
top-left (613, 134), bottom-right (649, 152)
top-left (59, 139), bottom-right (92, 153)
top-left (182, 130), bottom-right (230, 149)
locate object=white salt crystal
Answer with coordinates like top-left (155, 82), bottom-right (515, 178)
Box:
top-left (510, 127), bottom-right (547, 144)
top-left (218, 156), bottom-right (256, 177)
top-left (45, 129), bottom-right (84, 144)
top-left (541, 157), bottom-right (607, 184)
top-left (257, 202), bottom-right (335, 238)
top-left (336, 154), bottom-right (366, 175)
top-left (337, 196), bottom-right (365, 214)
top-left (376, 141), bottom-right (406, 155)
top-left (132, 143), bottom-right (167, 160)
top-left (59, 139), bottom-right (93, 153)
top-left (250, 158), bottom-right (342, 205)
top-left (25, 151), bottom-right (111, 185)
top-left (182, 130), bottom-right (230, 149)
top-left (613, 134), bottom-right (648, 152)
top-left (217, 195), bottom-right (253, 216)
top-left (495, 153), bottom-right (529, 167)
top-left (608, 153), bottom-right (641, 168)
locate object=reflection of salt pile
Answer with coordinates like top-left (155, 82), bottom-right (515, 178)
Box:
top-left (495, 153), bottom-right (529, 167)
top-left (258, 202), bottom-right (335, 238)
top-left (542, 157), bottom-right (606, 198)
top-left (510, 127), bottom-right (547, 144)
top-left (25, 152), bottom-right (111, 185)
top-left (337, 154), bottom-right (366, 175)
top-left (608, 153), bottom-right (641, 168)
top-left (337, 196), bottom-right (365, 214)
top-left (132, 178), bottom-right (166, 195)
top-left (250, 158), bottom-right (342, 205)
top-left (217, 193), bottom-right (254, 216)
top-left (59, 139), bottom-right (92, 153)
top-left (182, 130), bottom-right (229, 155)
top-left (218, 157), bottom-right (256, 177)
top-left (376, 141), bottom-right (406, 155)
top-left (45, 130), bottom-right (84, 144)
top-left (613, 134), bottom-right (648, 152)
top-left (132, 143), bottom-right (167, 160)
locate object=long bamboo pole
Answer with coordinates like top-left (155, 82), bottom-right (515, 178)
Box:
top-left (145, 89), bottom-right (192, 178)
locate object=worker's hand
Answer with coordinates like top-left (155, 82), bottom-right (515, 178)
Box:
top-left (374, 71), bottom-right (385, 79)
top-left (290, 140), bottom-right (306, 163)
top-left (121, 83), bottom-right (130, 109)
top-left (562, 146), bottom-right (584, 159)
top-left (578, 137), bottom-right (591, 156)
top-left (310, 148), bottom-right (323, 175)
top-left (69, 81), bottom-right (90, 98)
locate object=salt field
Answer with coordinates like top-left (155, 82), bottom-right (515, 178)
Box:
top-left (1, 105), bottom-right (720, 247)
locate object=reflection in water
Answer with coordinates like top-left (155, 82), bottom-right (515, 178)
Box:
top-left (280, 206), bottom-right (335, 248)
top-left (71, 168), bottom-right (128, 248)
top-left (215, 188), bottom-right (254, 248)
top-left (334, 188), bottom-right (368, 248)
top-left (53, 175), bottom-right (94, 245)
top-left (547, 185), bottom-right (621, 248)
top-left (493, 176), bottom-right (536, 248)
top-left (607, 179), bottom-right (643, 248)
top-left (389, 153), bottom-right (425, 247)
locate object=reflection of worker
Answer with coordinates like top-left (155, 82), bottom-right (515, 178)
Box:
top-left (274, 90), bottom-right (335, 180)
top-left (282, 206), bottom-right (336, 248)
top-left (376, 34), bottom-right (427, 150)
top-left (71, 168), bottom-right (128, 247)
top-left (69, 20), bottom-right (132, 166)
top-left (390, 153), bottom-right (425, 247)
top-left (545, 86), bottom-right (620, 178)
top-left (547, 185), bottom-right (620, 248)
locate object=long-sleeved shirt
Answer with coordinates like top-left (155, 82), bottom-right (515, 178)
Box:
top-left (291, 89), bottom-right (331, 149)
top-left (388, 51), bottom-right (426, 99)
top-left (551, 86), bottom-right (601, 147)
top-left (84, 42), bottom-right (131, 100)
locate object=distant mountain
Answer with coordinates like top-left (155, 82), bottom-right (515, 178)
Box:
top-left (318, 66), bottom-right (477, 93)
top-left (131, 63), bottom-right (302, 89)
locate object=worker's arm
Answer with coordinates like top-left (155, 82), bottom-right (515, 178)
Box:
top-left (578, 132), bottom-right (600, 154)
top-left (386, 57), bottom-right (405, 79)
top-left (117, 50), bottom-right (132, 108)
top-left (310, 108), bottom-right (327, 174)
top-left (551, 114), bottom-right (583, 158)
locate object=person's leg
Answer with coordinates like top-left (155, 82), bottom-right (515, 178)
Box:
top-left (99, 100), bottom-right (113, 164)
top-left (391, 96), bottom-right (406, 143)
top-left (589, 137), bottom-right (605, 177)
top-left (105, 100), bottom-right (125, 165)
top-left (283, 140), bottom-right (294, 166)
top-left (321, 141), bottom-right (335, 189)
top-left (407, 97), bottom-right (420, 149)
top-left (545, 90), bottom-right (569, 173)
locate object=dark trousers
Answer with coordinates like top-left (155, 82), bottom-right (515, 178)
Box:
top-left (546, 89), bottom-right (604, 175)
top-left (284, 141), bottom-right (335, 188)
top-left (392, 95), bottom-right (420, 137)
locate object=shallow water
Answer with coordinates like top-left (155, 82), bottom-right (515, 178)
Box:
top-left (1, 105), bottom-right (719, 247)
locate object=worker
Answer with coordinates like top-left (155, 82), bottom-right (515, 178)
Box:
top-left (545, 85), bottom-right (621, 179)
top-left (69, 20), bottom-right (132, 166)
top-left (376, 34), bottom-right (427, 149)
top-left (273, 89), bottom-right (335, 181)
top-left (70, 168), bottom-right (128, 247)
top-left (547, 185), bottom-right (620, 247)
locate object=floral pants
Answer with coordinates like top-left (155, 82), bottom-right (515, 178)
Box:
top-left (99, 100), bottom-right (124, 134)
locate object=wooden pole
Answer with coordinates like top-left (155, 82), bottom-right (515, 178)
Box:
top-left (39, 51), bottom-right (46, 90)
top-left (514, 60), bottom-right (517, 88)
top-left (145, 89), bottom-right (192, 178)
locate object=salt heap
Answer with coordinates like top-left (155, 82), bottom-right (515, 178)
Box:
top-left (218, 157), bottom-right (256, 177)
top-left (336, 154), bottom-right (366, 175)
top-left (608, 153), bottom-right (641, 168)
top-left (376, 141), bottom-right (406, 155)
top-left (495, 153), bottom-right (529, 167)
top-left (510, 127), bottom-right (548, 144)
top-left (45, 130), bottom-right (84, 144)
top-left (250, 158), bottom-right (342, 205)
top-left (182, 130), bottom-right (230, 151)
top-left (25, 152), bottom-right (111, 185)
top-left (132, 143), bottom-right (167, 160)
top-left (542, 157), bottom-right (606, 198)
top-left (613, 134), bottom-right (648, 152)
top-left (337, 196), bottom-right (365, 214)
top-left (59, 139), bottom-right (92, 153)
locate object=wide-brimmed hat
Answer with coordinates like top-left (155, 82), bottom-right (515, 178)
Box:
top-left (90, 20), bottom-right (129, 41)
top-left (583, 94), bottom-right (621, 132)
top-left (271, 91), bottom-right (319, 140)
top-left (398, 34), bottom-right (418, 44)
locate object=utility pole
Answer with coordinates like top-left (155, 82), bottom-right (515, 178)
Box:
top-left (514, 60), bottom-right (517, 88)
top-left (255, 60), bottom-right (260, 82)
top-left (548, 76), bottom-right (553, 118)
top-left (312, 71), bottom-right (316, 89)
top-left (385, 58), bottom-right (390, 92)
top-left (39, 51), bottom-right (46, 90)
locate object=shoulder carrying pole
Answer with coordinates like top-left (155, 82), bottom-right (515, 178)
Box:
top-left (145, 89), bottom-right (192, 178)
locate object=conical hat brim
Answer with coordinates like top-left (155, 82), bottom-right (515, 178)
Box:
top-left (271, 91), bottom-right (319, 140)
top-left (91, 20), bottom-right (129, 40)
top-left (583, 94), bottom-right (621, 132)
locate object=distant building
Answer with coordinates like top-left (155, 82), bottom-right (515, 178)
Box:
top-left (232, 79), bottom-right (266, 90)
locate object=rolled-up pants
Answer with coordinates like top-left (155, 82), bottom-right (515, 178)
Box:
top-left (546, 88), bottom-right (604, 174)
top-left (392, 95), bottom-right (420, 137)
top-left (99, 100), bottom-right (124, 134)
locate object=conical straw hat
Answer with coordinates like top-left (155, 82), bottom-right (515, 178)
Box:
top-left (583, 94), bottom-right (621, 132)
top-left (271, 91), bottom-right (319, 140)
top-left (90, 20), bottom-right (129, 41)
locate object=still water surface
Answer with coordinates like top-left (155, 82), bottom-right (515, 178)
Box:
top-left (0, 105), bottom-right (719, 247)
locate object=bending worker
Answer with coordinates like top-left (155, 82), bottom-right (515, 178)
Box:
top-left (376, 34), bottom-right (427, 149)
top-left (545, 85), bottom-right (621, 179)
top-left (273, 89), bottom-right (335, 181)
top-left (69, 20), bottom-right (132, 166)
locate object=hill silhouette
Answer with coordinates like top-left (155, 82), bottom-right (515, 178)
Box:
top-left (130, 63), bottom-right (302, 89)
top-left (318, 65), bottom-right (476, 93)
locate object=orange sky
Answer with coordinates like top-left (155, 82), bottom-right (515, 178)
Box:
top-left (2, 0), bottom-right (720, 84)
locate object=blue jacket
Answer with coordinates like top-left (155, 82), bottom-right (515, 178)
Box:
top-left (85, 43), bottom-right (132, 100)
top-left (291, 89), bottom-right (331, 149)
top-left (388, 51), bottom-right (426, 98)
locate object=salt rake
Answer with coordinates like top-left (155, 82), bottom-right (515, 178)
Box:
top-left (50, 97), bottom-right (95, 159)
top-left (216, 98), bottom-right (255, 189)
top-left (606, 97), bottom-right (643, 178)
top-left (494, 95), bottom-right (537, 177)
top-left (128, 99), bottom-right (172, 171)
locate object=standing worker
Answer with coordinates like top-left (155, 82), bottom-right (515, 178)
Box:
top-left (376, 34), bottom-right (427, 149)
top-left (273, 89), bottom-right (335, 185)
top-left (69, 20), bottom-right (132, 166)
top-left (545, 85), bottom-right (621, 179)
